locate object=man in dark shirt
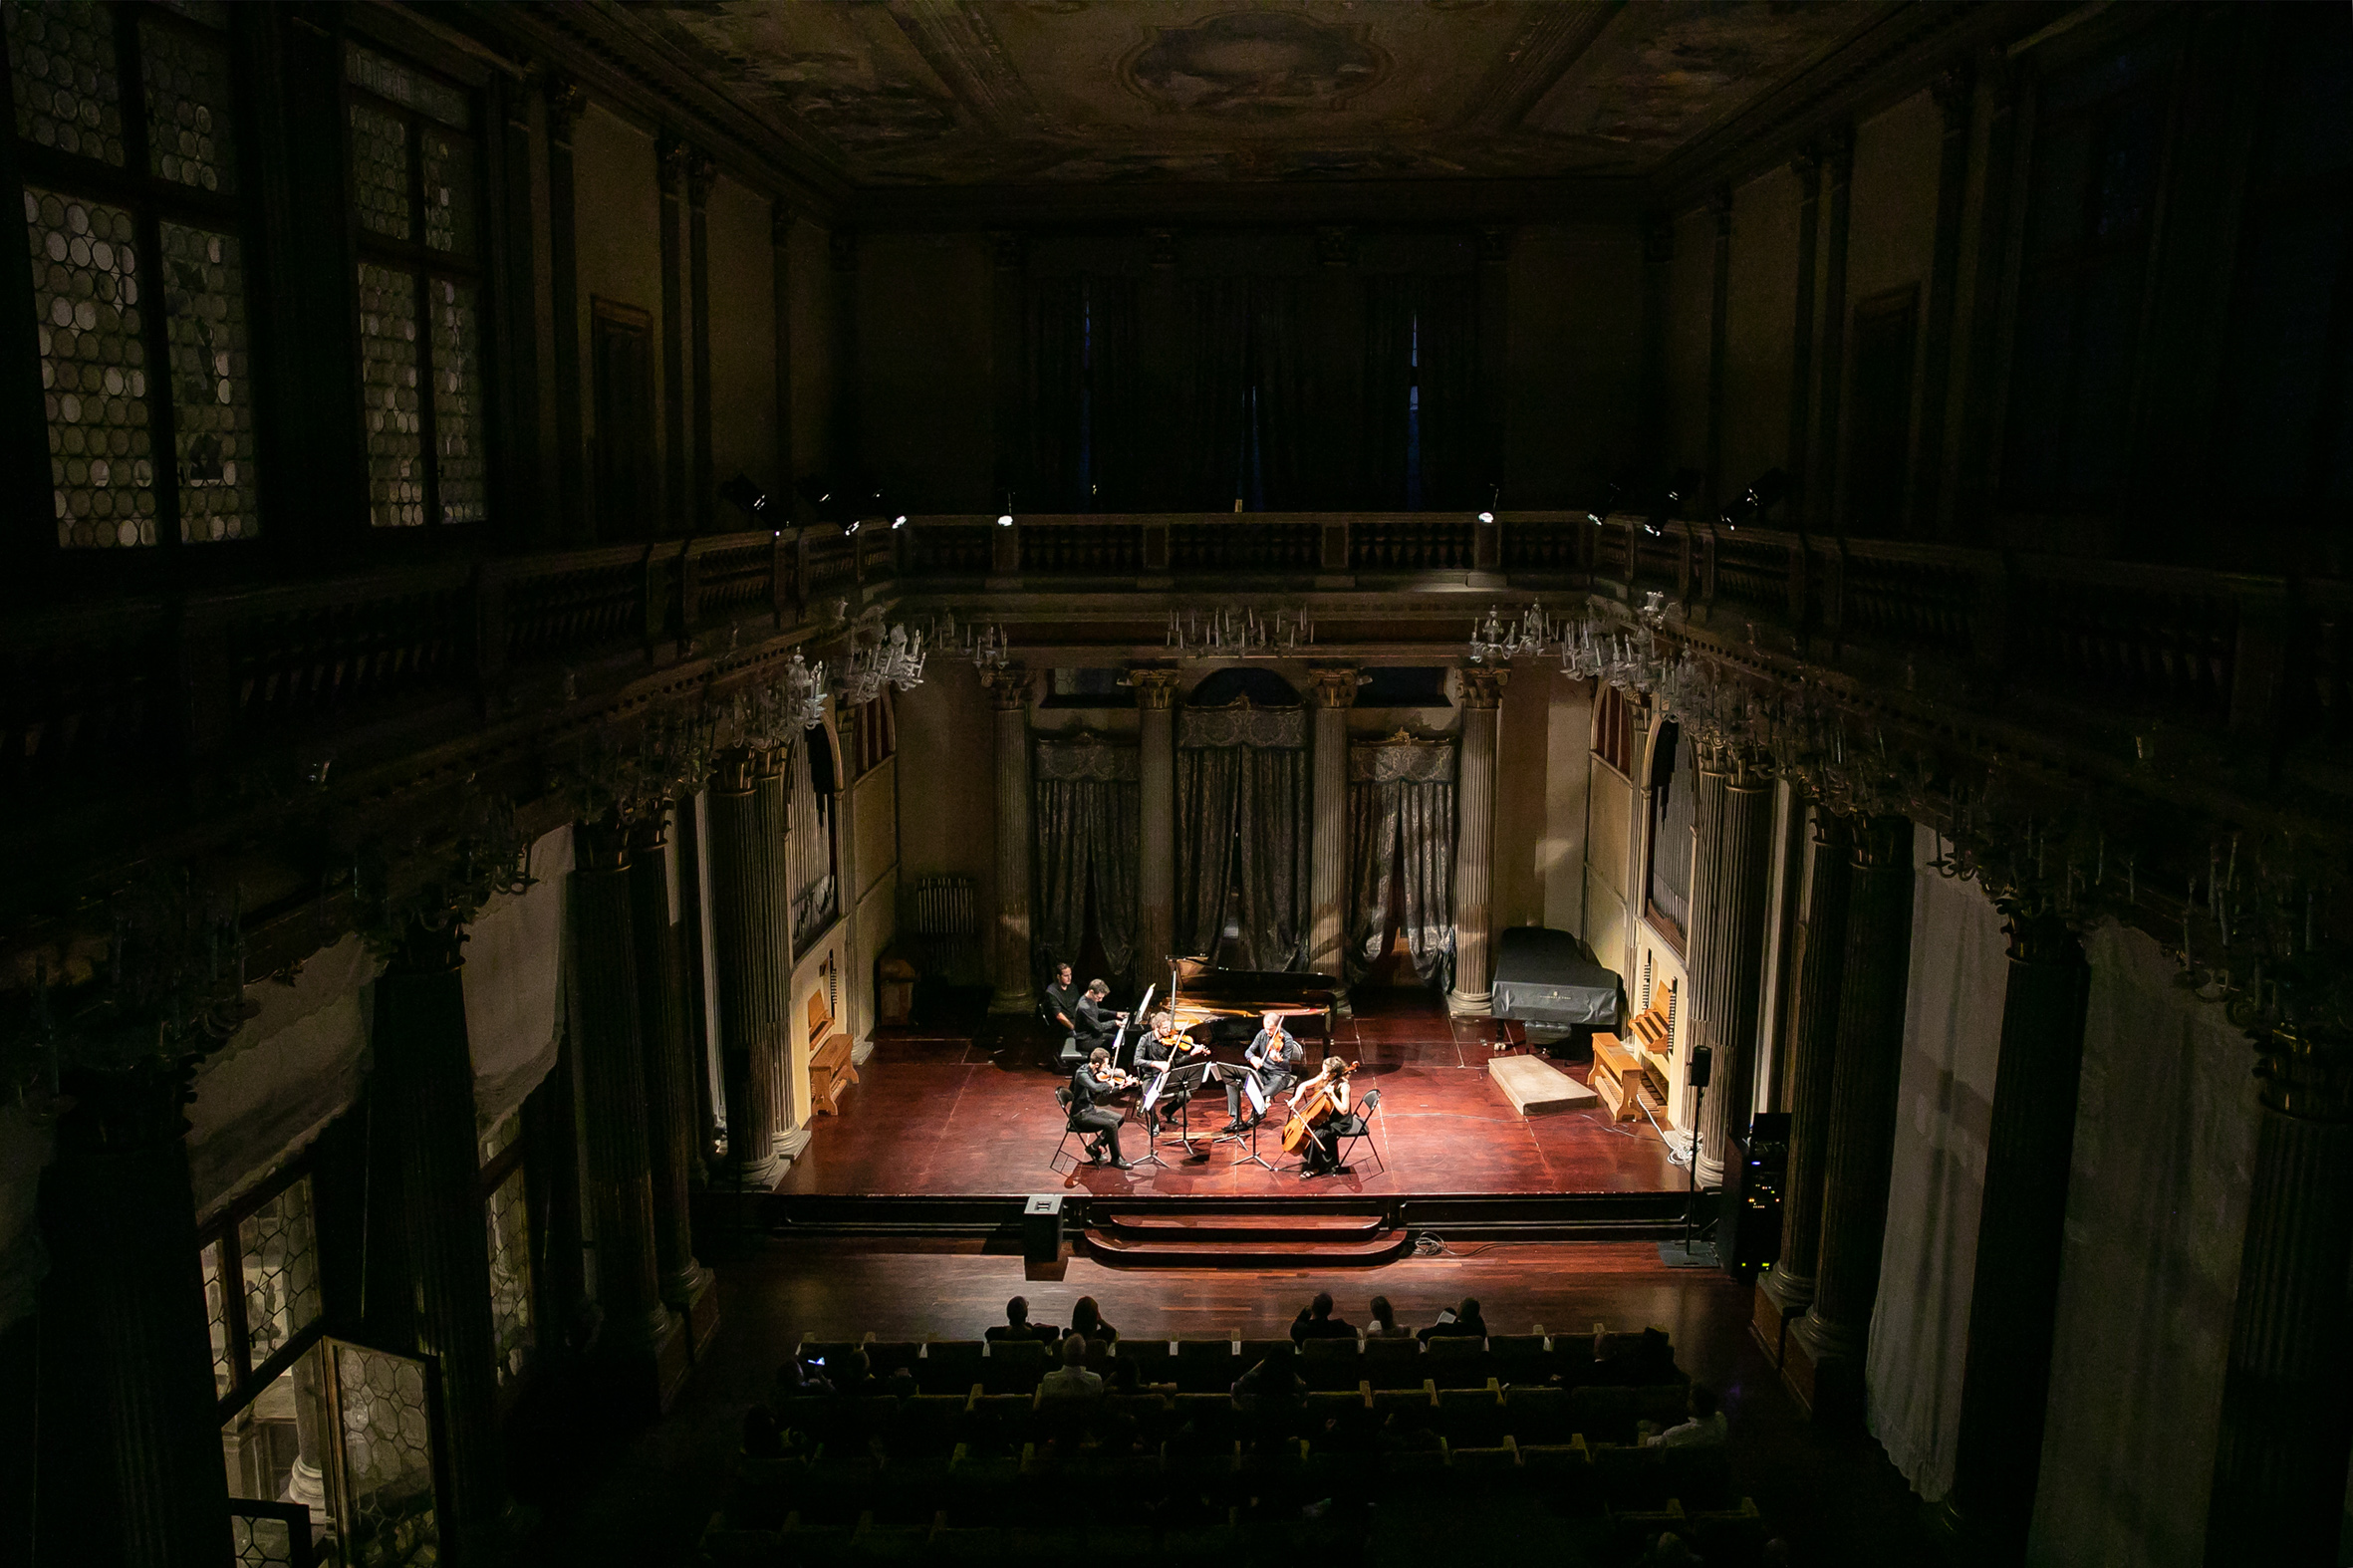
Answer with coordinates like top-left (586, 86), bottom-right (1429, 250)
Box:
top-left (1418, 1296), bottom-right (1488, 1341)
top-left (1290, 1290), bottom-right (1356, 1344)
top-left (1041, 962), bottom-right (1084, 1065)
top-left (1075, 979), bottom-right (1129, 1056)
top-left (1222, 1010), bottom-right (1304, 1133)
top-left (1068, 1047), bottom-right (1134, 1170)
top-left (986, 1295), bottom-right (1064, 1344)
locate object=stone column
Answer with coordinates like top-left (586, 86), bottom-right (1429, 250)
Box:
top-left (571, 823), bottom-right (687, 1414)
top-left (708, 747), bottom-right (787, 1188)
top-left (43, 1064), bottom-right (232, 1568)
top-left (1447, 666), bottom-right (1507, 1015)
top-left (830, 698), bottom-right (866, 1060)
top-left (372, 919), bottom-right (509, 1556)
top-left (1308, 667), bottom-right (1358, 1001)
top-left (985, 664), bottom-right (1038, 1012)
top-left (1943, 911), bottom-right (2089, 1561)
top-left (756, 746), bottom-right (811, 1143)
top-left (1694, 752), bottom-right (1777, 1186)
top-left (1756, 809), bottom-right (1852, 1355)
top-left (1783, 814), bottom-right (1914, 1422)
top-left (2203, 1028), bottom-right (2353, 1564)
top-left (627, 808), bottom-right (716, 1353)
top-left (1132, 667), bottom-right (1182, 989)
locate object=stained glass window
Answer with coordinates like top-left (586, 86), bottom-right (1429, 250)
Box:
top-left (202, 1236), bottom-right (233, 1398)
top-left (484, 1165), bottom-right (534, 1387)
top-left (346, 39), bottom-right (484, 528)
top-left (236, 1175), bottom-right (323, 1371)
top-left (9, 2), bottom-right (259, 549)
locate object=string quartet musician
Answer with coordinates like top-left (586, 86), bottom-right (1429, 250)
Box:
top-left (1221, 1010), bottom-right (1304, 1134)
top-left (1067, 1047), bottom-right (1136, 1171)
top-left (1295, 1057), bottom-right (1364, 1177)
top-left (1135, 1010), bottom-right (1208, 1136)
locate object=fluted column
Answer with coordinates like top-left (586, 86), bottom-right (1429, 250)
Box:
top-left (629, 808), bottom-right (716, 1353)
top-left (2203, 1028), bottom-right (2353, 1564)
top-left (373, 919), bottom-right (509, 1554)
top-left (43, 1063), bottom-right (232, 1568)
top-left (1694, 753), bottom-right (1777, 1186)
top-left (756, 746), bottom-right (811, 1139)
top-left (1133, 667), bottom-right (1182, 988)
top-left (1758, 809), bottom-right (1853, 1336)
top-left (1308, 667), bottom-right (1358, 1000)
top-left (1784, 815), bottom-right (1914, 1421)
top-left (1447, 666), bottom-right (1507, 1015)
top-left (1943, 911), bottom-right (2089, 1561)
top-left (985, 664), bottom-right (1038, 1012)
top-left (572, 823), bottom-right (687, 1413)
top-left (708, 747), bottom-right (787, 1188)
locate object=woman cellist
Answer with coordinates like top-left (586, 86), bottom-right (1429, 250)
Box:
top-left (1283, 1056), bottom-right (1365, 1177)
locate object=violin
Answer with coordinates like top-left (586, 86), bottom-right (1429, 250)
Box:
top-left (1281, 1062), bottom-right (1362, 1153)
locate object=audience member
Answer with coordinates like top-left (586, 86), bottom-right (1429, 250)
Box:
top-left (1232, 1340), bottom-right (1307, 1415)
top-left (740, 1404), bottom-right (783, 1457)
top-left (1068, 1296), bottom-right (1119, 1343)
top-left (773, 1355), bottom-right (832, 1401)
top-left (882, 1362), bottom-right (918, 1399)
top-left (1365, 1295), bottom-right (1412, 1338)
top-left (1645, 1383), bottom-right (1727, 1448)
top-left (1640, 1532), bottom-right (1704, 1565)
top-left (828, 1348), bottom-right (877, 1397)
top-left (1419, 1296), bottom-right (1487, 1340)
top-left (1109, 1357), bottom-right (1174, 1398)
top-left (1290, 1290), bottom-right (1356, 1343)
top-left (985, 1295), bottom-right (1062, 1343)
top-left (1039, 1334), bottom-right (1105, 1402)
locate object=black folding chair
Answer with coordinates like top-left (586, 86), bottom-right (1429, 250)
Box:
top-left (1328, 1089), bottom-right (1386, 1176)
top-left (1050, 1086), bottom-right (1105, 1174)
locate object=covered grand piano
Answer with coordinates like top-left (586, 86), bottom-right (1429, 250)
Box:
top-left (1489, 926), bottom-right (1621, 1029)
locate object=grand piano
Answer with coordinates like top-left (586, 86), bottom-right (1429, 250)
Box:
top-left (1164, 956), bottom-right (1341, 1053)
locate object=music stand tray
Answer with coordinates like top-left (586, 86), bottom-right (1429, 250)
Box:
top-left (1145, 1061), bottom-right (1216, 1160)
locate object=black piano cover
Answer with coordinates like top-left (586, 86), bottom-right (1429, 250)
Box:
top-left (1490, 926), bottom-right (1620, 1028)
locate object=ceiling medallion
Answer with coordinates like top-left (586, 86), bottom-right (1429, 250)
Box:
top-left (1120, 11), bottom-right (1389, 118)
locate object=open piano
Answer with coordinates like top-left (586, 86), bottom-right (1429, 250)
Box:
top-left (1164, 956), bottom-right (1341, 1052)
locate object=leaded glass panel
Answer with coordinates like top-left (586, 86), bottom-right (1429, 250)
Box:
top-left (477, 1107), bottom-right (521, 1166)
top-left (5, 0), bottom-right (127, 165)
top-left (202, 1236), bottom-right (232, 1398)
top-left (346, 41), bottom-right (467, 129)
top-left (139, 15), bottom-right (235, 193)
top-left (349, 100), bottom-right (409, 243)
top-left (330, 1341), bottom-right (439, 1562)
top-left (357, 262), bottom-right (422, 527)
top-left (237, 1176), bottom-right (322, 1370)
top-left (159, 220), bottom-right (256, 541)
top-left (431, 278), bottom-right (484, 524)
top-left (485, 1166), bottom-right (533, 1387)
top-left (27, 187), bottom-right (156, 548)
top-left (420, 125), bottom-right (473, 256)
top-left (228, 1512), bottom-right (300, 1568)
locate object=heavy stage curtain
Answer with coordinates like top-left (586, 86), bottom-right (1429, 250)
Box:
top-left (1346, 737), bottom-right (1455, 986)
top-left (1176, 703), bottom-right (1310, 970)
top-left (1864, 823), bottom-right (2010, 1501)
top-left (1032, 735), bottom-right (1141, 978)
top-left (1362, 271), bottom-right (1483, 509)
top-left (1022, 273), bottom-right (1141, 511)
top-left (2029, 920), bottom-right (2259, 1567)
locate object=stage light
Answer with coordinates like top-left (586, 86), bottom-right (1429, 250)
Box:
top-left (1477, 484), bottom-right (1499, 525)
top-left (842, 518), bottom-right (861, 536)
top-left (997, 492), bottom-right (1015, 528)
top-left (893, 514), bottom-right (908, 529)
top-left (1588, 480), bottom-right (1623, 528)
top-left (719, 474), bottom-right (769, 518)
top-left (1478, 510), bottom-right (1495, 525)
top-left (1738, 468), bottom-right (1791, 523)
top-left (1645, 487), bottom-right (1677, 538)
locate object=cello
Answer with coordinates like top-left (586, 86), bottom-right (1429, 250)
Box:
top-left (1281, 1060), bottom-right (1361, 1154)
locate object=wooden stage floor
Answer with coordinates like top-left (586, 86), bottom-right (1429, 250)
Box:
top-left (776, 1001), bottom-right (1683, 1199)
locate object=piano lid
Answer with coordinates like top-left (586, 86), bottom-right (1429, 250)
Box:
top-left (1167, 957), bottom-right (1338, 1021)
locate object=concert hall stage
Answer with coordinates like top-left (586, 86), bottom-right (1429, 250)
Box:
top-left (737, 995), bottom-right (1692, 1245)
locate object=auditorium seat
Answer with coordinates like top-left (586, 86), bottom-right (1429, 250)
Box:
top-left (920, 1340), bottom-right (986, 1394)
top-left (1236, 1337), bottom-right (1290, 1369)
top-left (1113, 1338), bottom-right (1176, 1380)
top-left (1298, 1335), bottom-right (1362, 1388)
top-left (868, 1339), bottom-right (923, 1376)
top-left (963, 1393), bottom-right (1034, 1453)
top-left (1425, 1334), bottom-right (1489, 1387)
top-left (1170, 1391), bottom-right (1238, 1441)
top-left (1362, 1335), bottom-right (1424, 1388)
top-left (1502, 1384), bottom-right (1570, 1444)
top-left (1447, 1437), bottom-right (1521, 1480)
top-left (1487, 1332), bottom-right (1552, 1386)
top-left (982, 1337), bottom-right (1048, 1393)
top-left (1372, 1381), bottom-right (1438, 1422)
top-left (1304, 1387), bottom-right (1371, 1425)
top-left (1435, 1381), bottom-right (1507, 1444)
top-left (1175, 1337), bottom-right (1237, 1391)
top-left (896, 1394), bottom-right (969, 1458)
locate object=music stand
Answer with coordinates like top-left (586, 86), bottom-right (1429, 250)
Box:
top-left (1229, 1085), bottom-right (1283, 1173)
top-left (1146, 1060), bottom-right (1215, 1159)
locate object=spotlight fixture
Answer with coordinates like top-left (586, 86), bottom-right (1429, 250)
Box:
top-left (1736, 468), bottom-right (1791, 527)
top-left (842, 517), bottom-right (861, 537)
top-left (996, 492), bottom-right (1015, 528)
top-left (1645, 487), bottom-right (1678, 538)
top-left (1589, 480), bottom-right (1623, 528)
top-left (892, 514), bottom-right (909, 529)
top-left (1477, 484), bottom-right (1499, 527)
top-left (718, 474), bottom-right (769, 519)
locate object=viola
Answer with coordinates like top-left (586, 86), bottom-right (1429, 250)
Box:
top-left (1280, 1062), bottom-right (1362, 1153)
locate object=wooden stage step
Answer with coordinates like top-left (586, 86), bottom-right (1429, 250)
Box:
top-left (1082, 1205), bottom-right (1406, 1266)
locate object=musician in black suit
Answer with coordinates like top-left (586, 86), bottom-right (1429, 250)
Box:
top-left (1221, 1010), bottom-right (1305, 1133)
top-left (1135, 1011), bottom-right (1208, 1136)
top-left (1075, 978), bottom-right (1129, 1055)
top-left (1067, 1047), bottom-right (1134, 1170)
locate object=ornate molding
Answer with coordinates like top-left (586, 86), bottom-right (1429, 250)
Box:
top-left (2253, 1026), bottom-right (2353, 1124)
top-left (982, 663), bottom-right (1032, 710)
top-left (545, 76), bottom-right (587, 144)
top-left (686, 149), bottom-right (718, 206)
top-left (657, 132), bottom-right (690, 194)
top-left (1308, 667), bottom-right (1363, 709)
top-left (1035, 732), bottom-right (1140, 783)
top-left (1127, 667), bottom-right (1184, 710)
top-left (1458, 667), bottom-right (1510, 710)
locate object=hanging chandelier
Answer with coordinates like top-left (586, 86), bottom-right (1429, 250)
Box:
top-left (783, 651), bottom-right (829, 726)
top-left (1166, 606), bottom-right (1315, 654)
top-left (1467, 603), bottom-right (1559, 664)
top-left (930, 610), bottom-right (1011, 671)
top-left (836, 609), bottom-right (926, 708)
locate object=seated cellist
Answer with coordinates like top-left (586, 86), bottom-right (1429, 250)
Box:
top-left (1294, 1057), bottom-right (1364, 1177)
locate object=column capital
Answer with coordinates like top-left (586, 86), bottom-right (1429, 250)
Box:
top-left (685, 150), bottom-right (717, 207)
top-left (386, 916), bottom-right (467, 976)
top-left (1849, 813), bottom-right (1911, 870)
top-left (2253, 1026), bottom-right (2353, 1123)
top-left (1998, 907), bottom-right (2080, 967)
top-left (711, 746), bottom-right (757, 795)
top-left (656, 133), bottom-right (690, 194)
top-left (576, 818), bottom-right (634, 875)
top-left (1458, 666), bottom-right (1510, 710)
top-left (751, 742), bottom-right (788, 782)
top-left (982, 664), bottom-right (1032, 710)
top-left (1308, 667), bottom-right (1362, 709)
top-left (1129, 666), bottom-right (1184, 709)
top-left (626, 806), bottom-right (672, 857)
top-left (770, 197), bottom-right (798, 245)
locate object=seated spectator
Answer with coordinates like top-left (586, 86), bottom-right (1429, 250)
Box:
top-left (773, 1355), bottom-right (832, 1401)
top-left (1039, 1334), bottom-right (1106, 1402)
top-left (1645, 1383), bottom-right (1726, 1448)
top-left (1110, 1358), bottom-right (1174, 1398)
top-left (1640, 1531), bottom-right (1704, 1565)
top-left (883, 1362), bottom-right (918, 1399)
top-left (1233, 1340), bottom-right (1307, 1415)
top-left (828, 1348), bottom-right (877, 1398)
top-left (1069, 1296), bottom-right (1119, 1343)
top-left (1290, 1290), bottom-right (1356, 1343)
top-left (985, 1295), bottom-right (1062, 1343)
top-left (1365, 1295), bottom-right (1412, 1338)
top-left (741, 1404), bottom-right (784, 1457)
top-left (1418, 1296), bottom-right (1487, 1341)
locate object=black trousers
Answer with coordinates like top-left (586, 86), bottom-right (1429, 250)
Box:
top-left (1226, 1069), bottom-right (1290, 1123)
top-left (1070, 1107), bottom-right (1123, 1161)
top-left (1307, 1114), bottom-right (1364, 1170)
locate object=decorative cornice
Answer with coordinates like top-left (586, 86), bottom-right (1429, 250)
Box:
top-left (686, 150), bottom-right (718, 207)
top-left (1458, 667), bottom-right (1510, 710)
top-left (1308, 667), bottom-right (1362, 709)
top-left (983, 663), bottom-right (1032, 710)
top-left (1128, 667), bottom-right (1184, 710)
top-left (657, 133), bottom-right (690, 195)
top-left (544, 75), bottom-right (586, 144)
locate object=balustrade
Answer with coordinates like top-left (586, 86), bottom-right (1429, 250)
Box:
top-left (1350, 517), bottom-right (1472, 572)
top-left (1020, 522), bottom-right (1145, 576)
top-left (1170, 520), bottom-right (1319, 574)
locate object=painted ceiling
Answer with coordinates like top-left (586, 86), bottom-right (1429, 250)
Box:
top-left (627, 1), bottom-right (1886, 185)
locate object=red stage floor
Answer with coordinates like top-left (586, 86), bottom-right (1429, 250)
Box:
top-left (777, 1002), bottom-right (1683, 1199)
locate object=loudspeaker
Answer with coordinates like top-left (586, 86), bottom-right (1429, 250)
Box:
top-left (1687, 1045), bottom-right (1712, 1090)
top-left (1721, 1111), bottom-right (1790, 1281)
top-left (1022, 1194), bottom-right (1065, 1263)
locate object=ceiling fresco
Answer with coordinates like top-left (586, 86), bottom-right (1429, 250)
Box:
top-left (629, 1), bottom-right (1885, 185)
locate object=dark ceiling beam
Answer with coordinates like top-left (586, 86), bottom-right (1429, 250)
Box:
top-left (446, 0), bottom-right (854, 220)
top-left (848, 174), bottom-right (1649, 232)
